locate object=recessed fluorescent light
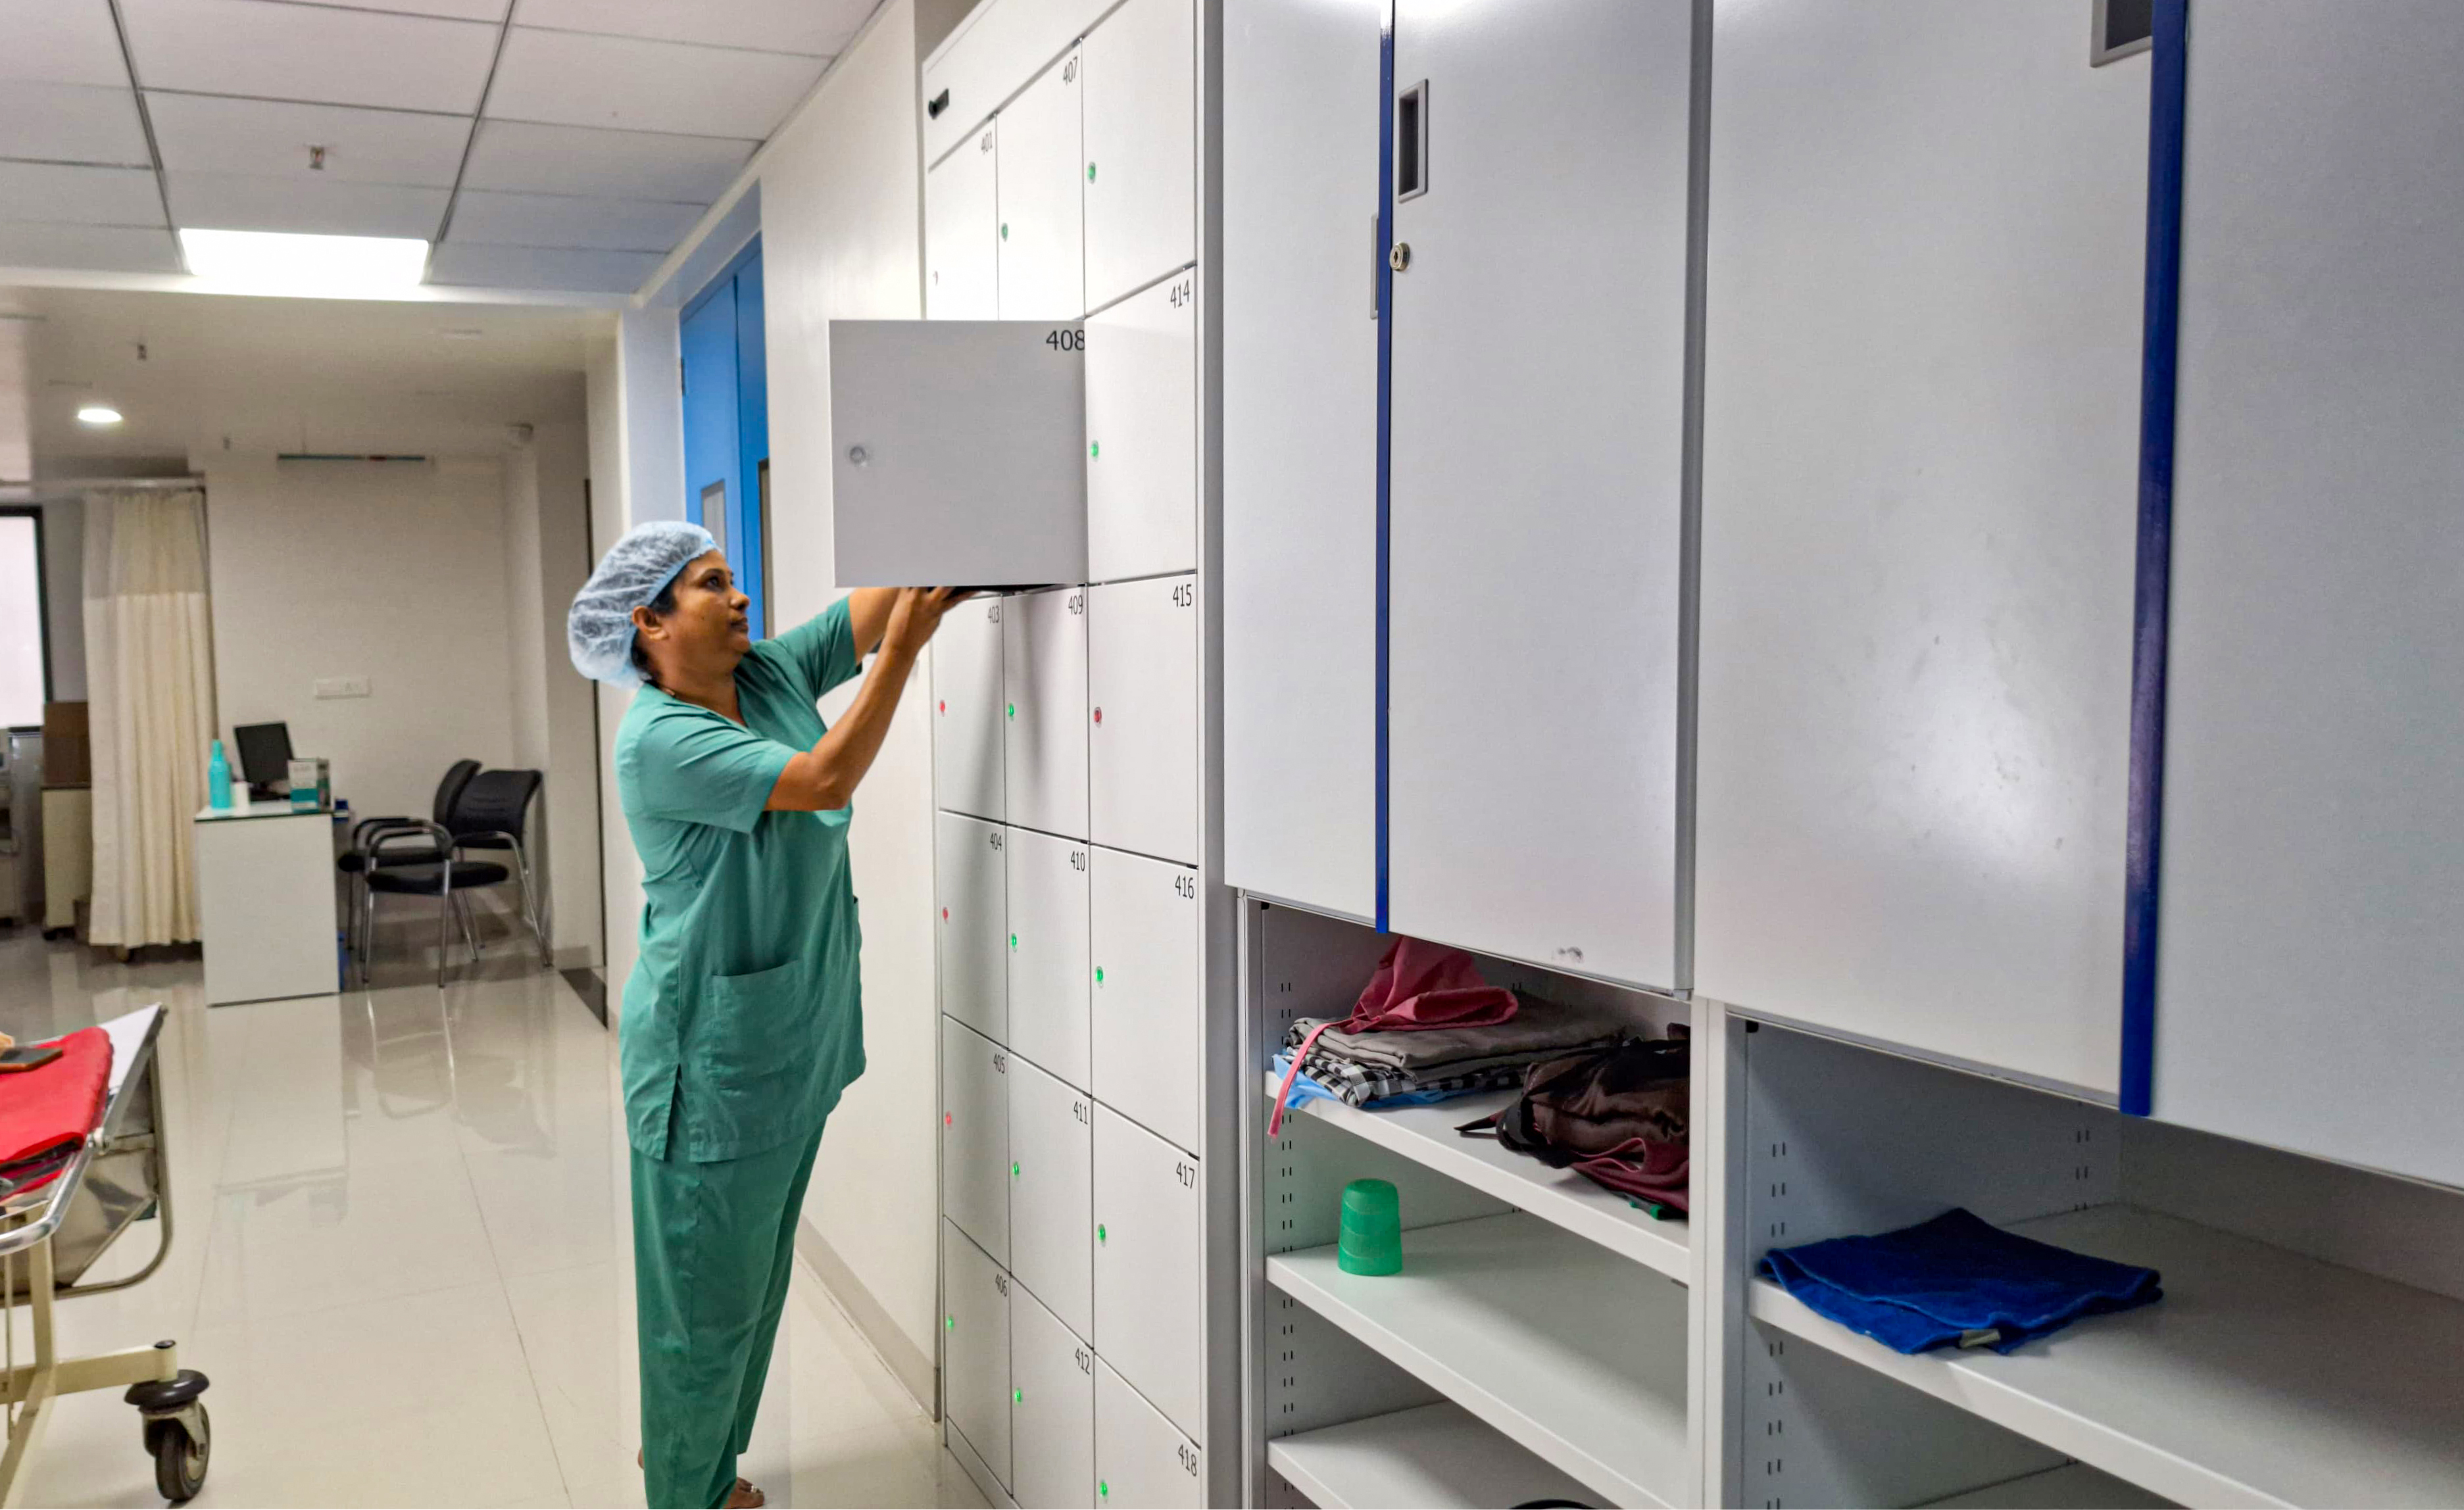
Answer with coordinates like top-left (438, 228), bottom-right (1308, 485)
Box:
top-left (78, 406), bottom-right (124, 426)
top-left (178, 228), bottom-right (428, 295)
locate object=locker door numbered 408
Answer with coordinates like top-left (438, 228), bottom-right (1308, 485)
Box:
top-left (1087, 270), bottom-right (1198, 581)
top-left (1091, 1107), bottom-right (1202, 1441)
top-left (1093, 1358), bottom-right (1200, 1510)
top-left (943, 1221), bottom-right (1013, 1490)
top-left (937, 813), bottom-right (1007, 1043)
top-left (941, 1017), bottom-right (1009, 1263)
top-left (1009, 1053), bottom-right (1095, 1341)
top-left (1090, 845), bottom-right (1200, 1155)
top-left (933, 596), bottom-right (1005, 822)
top-left (1005, 587), bottom-right (1090, 840)
top-left (1006, 826), bottom-right (1093, 1091)
top-left (1089, 575), bottom-right (1198, 865)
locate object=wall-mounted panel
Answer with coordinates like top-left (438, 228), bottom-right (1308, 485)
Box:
top-left (933, 595), bottom-right (1008, 822)
top-left (997, 47), bottom-right (1086, 320)
top-left (1007, 825), bottom-right (1093, 1090)
top-left (1081, 0), bottom-right (1195, 311)
top-left (1087, 575), bottom-right (1198, 865)
top-left (927, 124), bottom-right (1001, 319)
top-left (1005, 585), bottom-right (1092, 839)
top-left (1086, 268), bottom-right (1198, 582)
top-left (937, 812), bottom-right (1009, 1042)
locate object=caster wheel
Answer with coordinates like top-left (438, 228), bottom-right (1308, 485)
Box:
top-left (147, 1403), bottom-right (209, 1504)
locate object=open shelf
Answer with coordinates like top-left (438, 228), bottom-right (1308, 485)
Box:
top-left (1268, 1211), bottom-right (1688, 1509)
top-left (1269, 1401), bottom-right (1604, 1509)
top-left (1917, 1463), bottom-right (2175, 1509)
top-left (1750, 1205), bottom-right (2464, 1509)
top-left (1264, 1071), bottom-right (1690, 1282)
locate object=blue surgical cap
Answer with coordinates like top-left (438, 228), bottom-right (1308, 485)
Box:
top-left (567, 521), bottom-right (719, 687)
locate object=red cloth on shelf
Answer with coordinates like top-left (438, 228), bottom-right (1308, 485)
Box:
top-left (1268, 937), bottom-right (1517, 1135)
top-left (0, 1027), bottom-right (113, 1196)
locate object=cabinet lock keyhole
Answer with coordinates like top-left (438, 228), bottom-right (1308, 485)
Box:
top-left (1389, 243), bottom-right (1412, 272)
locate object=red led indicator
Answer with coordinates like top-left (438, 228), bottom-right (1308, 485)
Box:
top-left (945, 1113), bottom-right (952, 1126)
top-left (1093, 707), bottom-right (1104, 725)
top-left (941, 908), bottom-right (949, 921)
top-left (938, 700), bottom-right (946, 714)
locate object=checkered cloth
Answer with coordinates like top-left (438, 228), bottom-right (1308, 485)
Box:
top-left (1280, 1015), bottom-right (1604, 1108)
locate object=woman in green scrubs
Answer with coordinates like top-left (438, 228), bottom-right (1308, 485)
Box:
top-left (568, 521), bottom-right (962, 1509)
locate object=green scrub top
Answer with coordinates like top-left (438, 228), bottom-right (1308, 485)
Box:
top-left (614, 598), bottom-right (866, 1163)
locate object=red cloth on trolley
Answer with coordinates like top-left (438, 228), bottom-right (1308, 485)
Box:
top-left (0, 1027), bottom-right (113, 1196)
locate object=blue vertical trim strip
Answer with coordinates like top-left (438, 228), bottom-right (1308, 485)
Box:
top-left (1374, 15), bottom-right (1394, 935)
top-left (2121, 0), bottom-right (2188, 1117)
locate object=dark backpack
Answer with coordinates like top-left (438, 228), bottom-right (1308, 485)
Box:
top-left (1460, 1036), bottom-right (1690, 1214)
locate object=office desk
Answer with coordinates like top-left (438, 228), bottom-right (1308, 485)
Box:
top-left (194, 801), bottom-right (336, 1006)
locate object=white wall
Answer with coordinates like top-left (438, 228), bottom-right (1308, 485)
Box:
top-left (758, 0), bottom-right (939, 1398)
top-left (203, 454), bottom-right (515, 822)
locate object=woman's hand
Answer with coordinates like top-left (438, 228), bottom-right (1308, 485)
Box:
top-left (881, 587), bottom-right (969, 659)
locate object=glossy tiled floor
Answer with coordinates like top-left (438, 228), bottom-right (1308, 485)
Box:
top-left (0, 923), bottom-right (985, 1509)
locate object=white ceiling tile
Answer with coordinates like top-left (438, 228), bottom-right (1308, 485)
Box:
top-left (447, 189), bottom-right (701, 251)
top-left (0, 0), bottom-right (130, 88)
top-left (0, 82), bottom-right (150, 166)
top-left (262, 0), bottom-right (511, 19)
top-left (0, 223), bottom-right (182, 273)
top-left (121, 0), bottom-right (498, 113)
top-left (426, 242), bottom-right (662, 293)
top-left (147, 93), bottom-right (470, 185)
top-left (167, 170), bottom-right (448, 237)
top-left (0, 164), bottom-right (164, 226)
top-left (485, 27), bottom-right (824, 139)
top-left (512, 0), bottom-right (874, 57)
top-left (460, 120), bottom-right (752, 202)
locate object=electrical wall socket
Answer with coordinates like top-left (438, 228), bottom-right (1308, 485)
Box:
top-left (314, 676), bottom-right (370, 699)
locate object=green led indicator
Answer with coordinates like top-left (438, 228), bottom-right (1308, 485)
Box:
top-left (1000, 223), bottom-right (1009, 239)
top-left (1090, 441), bottom-right (1100, 459)
top-left (945, 1315), bottom-right (955, 1331)
top-left (1095, 966), bottom-right (1105, 984)
top-left (1014, 1388), bottom-right (1023, 1403)
top-left (1012, 1161), bottom-right (1020, 1177)
top-left (1010, 933), bottom-right (1018, 950)
top-left (1098, 1484), bottom-right (1109, 1499)
top-left (1096, 1224), bottom-right (1107, 1243)
top-left (1006, 702), bottom-right (1016, 718)
top-left (1087, 163), bottom-right (1096, 182)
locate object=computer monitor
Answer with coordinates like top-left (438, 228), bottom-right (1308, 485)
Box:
top-left (232, 721), bottom-right (293, 801)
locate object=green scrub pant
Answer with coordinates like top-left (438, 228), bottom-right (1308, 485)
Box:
top-left (631, 1123), bottom-right (826, 1509)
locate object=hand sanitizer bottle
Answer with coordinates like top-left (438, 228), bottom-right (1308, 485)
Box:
top-left (208, 739), bottom-right (234, 810)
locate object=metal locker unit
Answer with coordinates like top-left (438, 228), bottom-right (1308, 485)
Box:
top-left (1081, 0), bottom-right (1195, 313)
top-left (942, 1016), bottom-right (1011, 1263)
top-left (944, 1219), bottom-right (1015, 1490)
top-left (1385, 0), bottom-right (1696, 989)
top-left (1087, 575), bottom-right (1198, 865)
top-left (1005, 586), bottom-right (1092, 840)
top-left (1089, 844), bottom-right (1200, 1156)
top-left (1220, 0), bottom-right (1381, 922)
top-left (1085, 268), bottom-right (1199, 583)
top-left (2154, 2), bottom-right (2464, 1185)
top-left (1012, 1284), bottom-right (1098, 1509)
top-left (922, 0), bottom-right (1120, 168)
top-left (936, 813), bottom-right (1008, 1043)
top-left (927, 124), bottom-right (1000, 319)
top-left (1694, 0), bottom-right (2148, 1096)
top-left (1006, 825), bottom-right (1093, 1091)
top-left (932, 595), bottom-right (1006, 823)
top-left (828, 320), bottom-right (1088, 587)
top-left (999, 47), bottom-right (1087, 322)
top-left (1094, 1359), bottom-right (1202, 1510)
top-left (1010, 1050), bottom-right (1096, 1341)
top-left (1090, 1105), bottom-right (1202, 1441)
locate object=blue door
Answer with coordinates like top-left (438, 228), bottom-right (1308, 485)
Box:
top-left (682, 241), bottom-right (770, 637)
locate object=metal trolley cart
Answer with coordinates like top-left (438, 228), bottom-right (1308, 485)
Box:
top-left (0, 1006), bottom-right (211, 1504)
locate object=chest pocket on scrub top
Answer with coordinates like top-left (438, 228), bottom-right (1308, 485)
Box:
top-left (682, 958), bottom-right (816, 1156)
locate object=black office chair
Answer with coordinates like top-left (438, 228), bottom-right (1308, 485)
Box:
top-left (340, 759), bottom-right (480, 965)
top-left (444, 769), bottom-right (547, 968)
top-left (361, 823), bottom-right (520, 987)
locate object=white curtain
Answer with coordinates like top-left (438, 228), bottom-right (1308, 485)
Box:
top-left (84, 489), bottom-right (216, 947)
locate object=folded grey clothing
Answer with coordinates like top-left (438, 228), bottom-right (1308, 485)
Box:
top-left (1285, 992), bottom-right (1635, 1075)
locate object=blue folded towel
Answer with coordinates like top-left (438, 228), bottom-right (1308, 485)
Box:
top-left (1760, 1207), bottom-right (2161, 1355)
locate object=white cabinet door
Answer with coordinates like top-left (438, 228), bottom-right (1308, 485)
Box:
top-left (1220, 0), bottom-right (1380, 921)
top-left (937, 814), bottom-right (1009, 1044)
top-left (942, 1017), bottom-right (1010, 1263)
top-left (933, 596), bottom-right (1006, 821)
top-left (943, 1221), bottom-right (1014, 1489)
top-left (1004, 586), bottom-right (1090, 840)
top-left (2154, 1), bottom-right (2464, 1184)
top-left (1087, 576), bottom-right (1197, 865)
top-left (1089, 846), bottom-right (1199, 1156)
top-left (1086, 270), bottom-right (1198, 582)
top-left (927, 124), bottom-right (1000, 319)
top-left (1091, 1108), bottom-right (1201, 1440)
top-left (1012, 1284), bottom-right (1098, 1510)
top-left (1387, 0), bottom-right (1693, 989)
top-left (1006, 826), bottom-right (1092, 1090)
top-left (1009, 1052), bottom-right (1095, 1341)
top-left (998, 46), bottom-right (1085, 321)
top-left (1081, 0), bottom-right (1194, 312)
top-left (1094, 1359), bottom-right (1201, 1510)
top-left (1695, 0), bottom-right (2146, 1094)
